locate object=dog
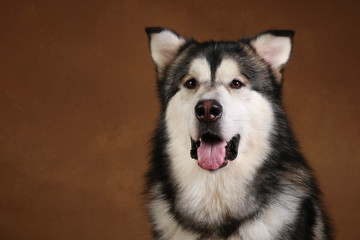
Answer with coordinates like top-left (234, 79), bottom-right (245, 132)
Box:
top-left (144, 27), bottom-right (332, 240)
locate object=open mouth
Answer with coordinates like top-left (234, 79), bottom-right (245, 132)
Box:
top-left (190, 134), bottom-right (240, 171)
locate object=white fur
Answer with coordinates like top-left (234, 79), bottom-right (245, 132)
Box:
top-left (251, 33), bottom-right (292, 69)
top-left (164, 58), bottom-right (275, 227)
top-left (187, 57), bottom-right (211, 84)
top-left (239, 194), bottom-right (301, 239)
top-left (215, 58), bottom-right (246, 85)
top-left (149, 185), bottom-right (200, 240)
top-left (149, 30), bottom-right (185, 72)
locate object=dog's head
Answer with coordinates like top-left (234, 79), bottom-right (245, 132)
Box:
top-left (146, 27), bottom-right (293, 171)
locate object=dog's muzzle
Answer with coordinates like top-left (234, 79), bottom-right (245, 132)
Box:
top-left (190, 99), bottom-right (240, 171)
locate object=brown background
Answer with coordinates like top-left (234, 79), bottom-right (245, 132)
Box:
top-left (1, 0), bottom-right (360, 239)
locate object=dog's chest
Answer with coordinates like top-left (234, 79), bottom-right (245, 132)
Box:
top-left (175, 170), bottom-right (250, 223)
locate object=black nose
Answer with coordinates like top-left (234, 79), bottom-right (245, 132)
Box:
top-left (195, 100), bottom-right (223, 122)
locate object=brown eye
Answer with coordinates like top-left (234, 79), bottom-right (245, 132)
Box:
top-left (230, 79), bottom-right (244, 89)
top-left (184, 78), bottom-right (197, 89)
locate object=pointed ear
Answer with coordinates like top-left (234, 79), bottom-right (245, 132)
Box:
top-left (145, 27), bottom-right (186, 73)
top-left (250, 30), bottom-right (294, 70)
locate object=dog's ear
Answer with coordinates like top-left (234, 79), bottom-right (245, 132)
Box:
top-left (250, 30), bottom-right (294, 73)
top-left (146, 27), bottom-right (187, 74)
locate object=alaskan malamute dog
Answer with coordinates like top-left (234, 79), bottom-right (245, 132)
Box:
top-left (145, 27), bottom-right (332, 240)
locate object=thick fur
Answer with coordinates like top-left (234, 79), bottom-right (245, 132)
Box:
top-left (145, 27), bottom-right (332, 240)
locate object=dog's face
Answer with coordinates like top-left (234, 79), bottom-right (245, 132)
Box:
top-left (146, 28), bottom-right (293, 171)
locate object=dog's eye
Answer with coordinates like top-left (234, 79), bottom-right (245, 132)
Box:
top-left (184, 78), bottom-right (197, 89)
top-left (230, 79), bottom-right (244, 89)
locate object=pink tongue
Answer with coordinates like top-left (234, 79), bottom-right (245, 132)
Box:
top-left (197, 140), bottom-right (226, 170)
